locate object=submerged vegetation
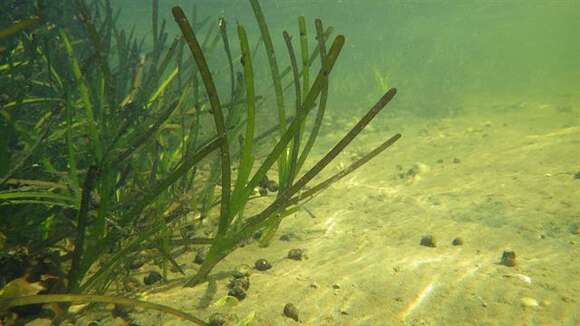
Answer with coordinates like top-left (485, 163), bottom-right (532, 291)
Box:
top-left (0, 0), bottom-right (401, 323)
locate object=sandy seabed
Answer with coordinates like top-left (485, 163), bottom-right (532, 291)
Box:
top-left (66, 100), bottom-right (578, 326)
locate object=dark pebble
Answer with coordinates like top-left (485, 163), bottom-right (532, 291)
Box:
top-left (112, 304), bottom-right (130, 319)
top-left (258, 176), bottom-right (270, 188)
top-left (143, 271), bottom-right (162, 285)
top-left (127, 256), bottom-right (146, 270)
top-left (193, 248), bottom-right (207, 265)
top-left (500, 250), bottom-right (516, 267)
top-left (279, 234), bottom-right (292, 241)
top-left (420, 235), bottom-right (436, 248)
top-left (208, 313), bottom-right (227, 326)
top-left (453, 158), bottom-right (461, 164)
top-left (283, 303), bottom-right (300, 322)
top-left (232, 271), bottom-right (245, 279)
top-left (452, 237), bottom-right (464, 246)
top-left (228, 275), bottom-right (250, 291)
top-left (266, 180), bottom-right (279, 192)
top-left (253, 230), bottom-right (263, 240)
top-left (255, 258), bottom-right (272, 271)
top-left (228, 286), bottom-right (247, 301)
top-left (258, 187), bottom-right (268, 196)
top-left (287, 248), bottom-right (304, 261)
top-left (181, 224), bottom-right (195, 238)
top-left (232, 264), bottom-right (252, 278)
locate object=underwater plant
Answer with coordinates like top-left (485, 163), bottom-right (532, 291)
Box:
top-left (173, 1), bottom-right (401, 287)
top-left (1, 0), bottom-right (401, 323)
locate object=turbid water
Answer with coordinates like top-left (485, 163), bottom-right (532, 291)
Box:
top-left (5, 0), bottom-right (579, 325)
top-left (85, 0), bottom-right (580, 325)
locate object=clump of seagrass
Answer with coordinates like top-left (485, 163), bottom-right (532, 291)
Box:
top-left (1, 0), bottom-right (216, 324)
top-left (172, 1), bottom-right (402, 287)
top-left (0, 0), bottom-right (402, 323)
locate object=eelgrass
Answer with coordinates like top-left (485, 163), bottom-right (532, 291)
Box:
top-left (0, 294), bottom-right (207, 325)
top-left (1, 0), bottom-right (402, 323)
top-left (1, 0), bottom-right (222, 322)
top-left (173, 1), bottom-right (401, 286)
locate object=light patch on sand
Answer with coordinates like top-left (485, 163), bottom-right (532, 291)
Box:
top-left (455, 265), bottom-right (481, 283)
top-left (324, 218), bottom-right (336, 236)
top-left (399, 281), bottom-right (436, 320)
top-left (324, 209), bottom-right (347, 236)
top-left (504, 273), bottom-right (532, 285)
top-left (407, 256), bottom-right (445, 269)
top-left (343, 175), bottom-right (401, 194)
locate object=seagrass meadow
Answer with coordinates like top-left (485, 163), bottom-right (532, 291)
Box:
top-left (1, 0), bottom-right (579, 325)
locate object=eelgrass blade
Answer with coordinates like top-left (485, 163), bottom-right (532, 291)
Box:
top-left (60, 29), bottom-right (103, 162)
top-left (176, 32), bottom-right (185, 89)
top-left (290, 133), bottom-right (401, 206)
top-left (298, 16), bottom-right (310, 96)
top-left (64, 93), bottom-right (80, 193)
top-left (1, 179), bottom-right (68, 189)
top-left (119, 55), bottom-right (145, 108)
top-left (162, 244), bottom-right (186, 275)
top-left (2, 98), bottom-right (64, 111)
top-left (282, 30), bottom-right (302, 186)
top-left (184, 89), bottom-right (201, 156)
top-left (218, 18), bottom-right (236, 117)
top-left (172, 6), bottom-right (231, 236)
top-left (97, 70), bottom-right (106, 133)
top-left (179, 16), bottom-right (217, 74)
top-left (0, 191), bottom-right (79, 206)
top-left (280, 26), bottom-right (334, 91)
top-left (249, 0), bottom-right (286, 133)
top-left (242, 88), bottom-right (398, 235)
top-left (229, 35), bottom-right (345, 220)
top-left (0, 294), bottom-right (208, 325)
top-left (146, 67), bottom-right (179, 108)
top-left (249, 0), bottom-right (289, 193)
top-left (231, 23), bottom-right (256, 221)
top-left (92, 162), bottom-right (114, 250)
top-left (68, 165), bottom-right (99, 292)
top-left (0, 200), bottom-right (76, 208)
top-left (199, 163), bottom-right (219, 222)
top-left (0, 17), bottom-right (41, 39)
top-left (296, 19), bottom-right (329, 174)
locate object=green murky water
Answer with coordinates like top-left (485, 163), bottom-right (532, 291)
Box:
top-left (2, 1), bottom-right (578, 325)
